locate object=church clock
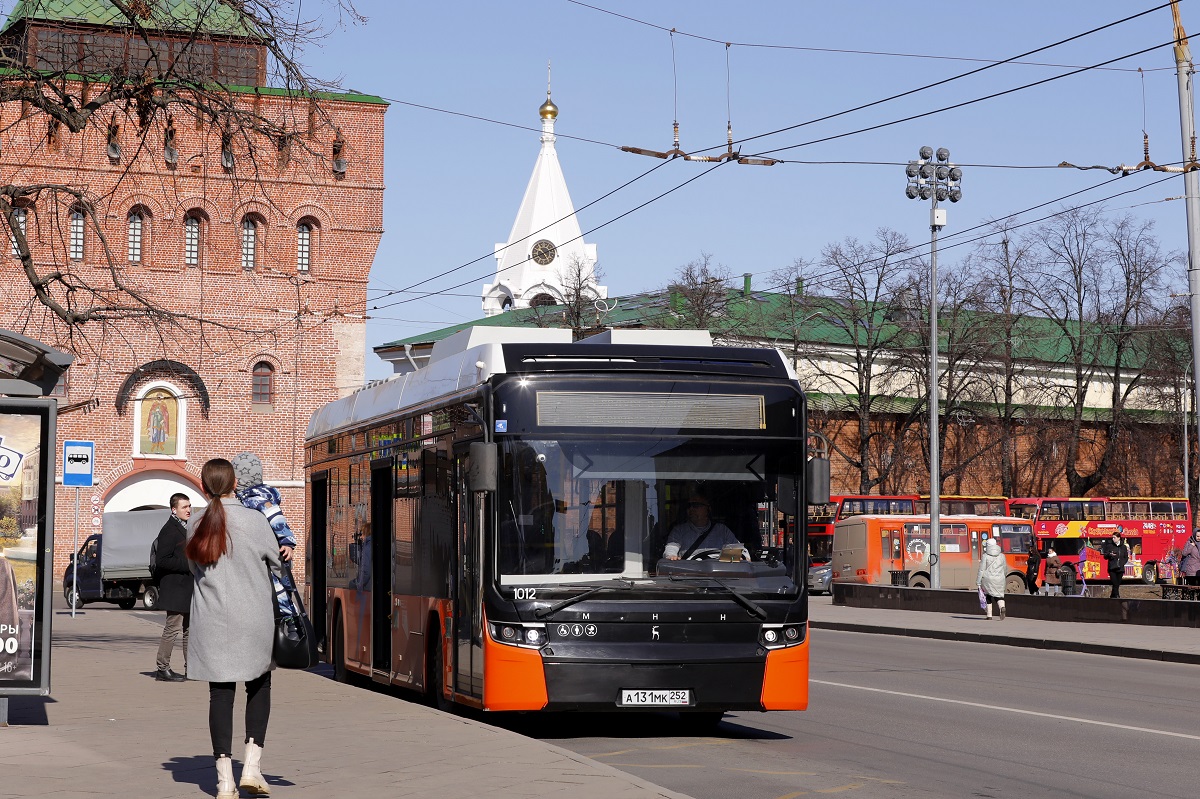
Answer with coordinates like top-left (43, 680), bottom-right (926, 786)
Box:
top-left (530, 239), bottom-right (557, 265)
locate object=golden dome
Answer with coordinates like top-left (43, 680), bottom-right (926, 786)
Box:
top-left (539, 94), bottom-right (559, 119)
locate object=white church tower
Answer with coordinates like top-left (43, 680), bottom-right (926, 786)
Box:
top-left (482, 80), bottom-right (606, 315)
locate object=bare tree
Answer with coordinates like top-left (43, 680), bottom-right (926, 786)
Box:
top-left (788, 229), bottom-right (923, 493)
top-left (1026, 208), bottom-right (1170, 495)
top-left (650, 253), bottom-right (744, 334)
top-left (524, 254), bottom-right (608, 338)
top-left (0, 0), bottom-right (359, 335)
top-left (895, 260), bottom-right (1000, 494)
top-left (963, 223), bottom-right (1044, 496)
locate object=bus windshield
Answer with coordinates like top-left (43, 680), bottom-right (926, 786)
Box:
top-left (496, 437), bottom-right (802, 586)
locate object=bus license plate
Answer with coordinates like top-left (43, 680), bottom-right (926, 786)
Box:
top-left (619, 689), bottom-right (690, 707)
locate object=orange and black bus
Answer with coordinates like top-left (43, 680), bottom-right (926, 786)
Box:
top-left (304, 328), bottom-right (828, 716)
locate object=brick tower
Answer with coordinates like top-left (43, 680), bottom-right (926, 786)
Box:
top-left (0, 2), bottom-right (386, 582)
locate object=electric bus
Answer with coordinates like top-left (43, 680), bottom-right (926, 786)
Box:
top-left (304, 328), bottom-right (829, 716)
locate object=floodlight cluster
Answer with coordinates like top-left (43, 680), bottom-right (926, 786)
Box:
top-left (905, 146), bottom-right (963, 203)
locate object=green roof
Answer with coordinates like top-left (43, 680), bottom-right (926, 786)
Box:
top-left (377, 286), bottom-right (1182, 376)
top-left (3, 0), bottom-right (252, 37)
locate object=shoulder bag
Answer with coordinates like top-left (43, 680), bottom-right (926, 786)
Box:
top-left (272, 561), bottom-right (319, 670)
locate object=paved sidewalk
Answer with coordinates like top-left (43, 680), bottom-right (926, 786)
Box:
top-left (2, 602), bottom-right (690, 799)
top-left (809, 595), bottom-right (1200, 664)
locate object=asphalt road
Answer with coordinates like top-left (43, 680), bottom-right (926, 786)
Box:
top-left (502, 628), bottom-right (1198, 799)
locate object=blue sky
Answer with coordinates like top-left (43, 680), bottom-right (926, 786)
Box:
top-left (307, 1), bottom-right (1195, 380)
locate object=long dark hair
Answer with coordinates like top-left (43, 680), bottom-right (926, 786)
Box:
top-left (185, 459), bottom-right (235, 566)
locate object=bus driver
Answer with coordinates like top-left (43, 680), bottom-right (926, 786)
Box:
top-left (663, 490), bottom-right (744, 560)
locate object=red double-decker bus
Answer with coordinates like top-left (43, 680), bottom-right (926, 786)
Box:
top-left (915, 496), bottom-right (1009, 516)
top-left (1007, 497), bottom-right (1191, 584)
top-left (806, 495), bottom-right (919, 565)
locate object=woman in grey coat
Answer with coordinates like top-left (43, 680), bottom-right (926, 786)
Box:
top-left (976, 537), bottom-right (1008, 621)
top-left (187, 458), bottom-right (281, 798)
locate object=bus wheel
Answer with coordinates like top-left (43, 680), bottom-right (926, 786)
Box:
top-left (332, 611), bottom-right (348, 683)
top-left (427, 635), bottom-right (454, 713)
top-left (907, 574), bottom-right (930, 588)
top-left (1141, 563), bottom-right (1158, 585)
top-left (1006, 574), bottom-right (1027, 594)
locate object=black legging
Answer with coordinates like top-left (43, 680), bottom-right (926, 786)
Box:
top-left (1109, 569), bottom-right (1122, 598)
top-left (209, 672), bottom-right (271, 757)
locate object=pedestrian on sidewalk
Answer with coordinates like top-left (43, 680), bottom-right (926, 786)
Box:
top-left (1041, 549), bottom-right (1062, 595)
top-left (1024, 536), bottom-right (1041, 596)
top-left (977, 536), bottom-right (1007, 620)
top-left (153, 492), bottom-right (192, 682)
top-left (1180, 530), bottom-right (1200, 587)
top-left (187, 458), bottom-right (281, 799)
top-left (1101, 531), bottom-right (1130, 599)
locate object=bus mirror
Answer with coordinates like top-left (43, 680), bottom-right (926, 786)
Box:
top-left (468, 442), bottom-right (498, 493)
top-left (807, 457), bottom-right (831, 505)
top-left (777, 477), bottom-right (799, 516)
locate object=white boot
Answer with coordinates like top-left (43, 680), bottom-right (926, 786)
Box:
top-left (215, 755), bottom-right (237, 799)
top-left (998, 600), bottom-right (1007, 621)
top-left (239, 739), bottom-right (270, 796)
top-left (985, 604), bottom-right (993, 620)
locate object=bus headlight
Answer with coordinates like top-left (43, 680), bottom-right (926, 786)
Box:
top-left (488, 621), bottom-right (547, 649)
top-left (759, 623), bottom-right (805, 649)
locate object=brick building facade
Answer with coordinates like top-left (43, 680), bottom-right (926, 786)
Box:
top-left (0, 4), bottom-right (386, 581)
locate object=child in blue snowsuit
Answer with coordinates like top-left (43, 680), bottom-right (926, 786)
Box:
top-left (231, 452), bottom-right (297, 616)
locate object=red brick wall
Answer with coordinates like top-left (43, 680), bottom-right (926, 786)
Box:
top-left (0, 87), bottom-right (387, 583)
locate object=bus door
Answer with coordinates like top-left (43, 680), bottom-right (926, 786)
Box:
top-left (454, 449), bottom-right (484, 699)
top-left (884, 525), bottom-right (903, 576)
top-left (369, 458), bottom-right (394, 680)
top-left (309, 472), bottom-right (329, 651)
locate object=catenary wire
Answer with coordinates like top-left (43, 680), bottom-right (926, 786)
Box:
top-left (562, 0), bottom-right (1172, 73)
top-left (743, 37), bottom-right (1182, 158)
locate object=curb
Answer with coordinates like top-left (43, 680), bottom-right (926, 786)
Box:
top-left (809, 620), bottom-right (1200, 665)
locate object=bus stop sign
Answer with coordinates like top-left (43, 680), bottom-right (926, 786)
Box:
top-left (62, 441), bottom-right (94, 488)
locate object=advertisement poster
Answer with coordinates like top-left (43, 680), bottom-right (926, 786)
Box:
top-left (0, 408), bottom-right (49, 686)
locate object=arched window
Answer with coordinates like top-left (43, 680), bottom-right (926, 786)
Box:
top-left (69, 207), bottom-right (85, 260)
top-left (296, 222), bottom-right (311, 272)
top-left (184, 214), bottom-right (201, 266)
top-left (9, 207), bottom-right (27, 257)
top-left (127, 211), bottom-right (143, 263)
top-left (252, 361), bottom-right (274, 405)
top-left (241, 216), bottom-right (258, 270)
top-left (530, 293), bottom-right (558, 308)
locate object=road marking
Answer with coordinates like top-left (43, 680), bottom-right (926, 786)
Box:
top-left (608, 763), bottom-right (697, 768)
top-left (815, 784), bottom-right (864, 794)
top-left (728, 768), bottom-right (818, 776)
top-left (813, 679), bottom-right (1200, 740)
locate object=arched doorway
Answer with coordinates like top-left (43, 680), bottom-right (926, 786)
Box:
top-left (104, 470), bottom-right (206, 512)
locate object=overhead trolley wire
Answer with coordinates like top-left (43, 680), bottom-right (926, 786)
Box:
top-left (563, 0), bottom-right (1172, 73)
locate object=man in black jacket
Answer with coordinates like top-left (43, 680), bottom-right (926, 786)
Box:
top-left (154, 493), bottom-right (192, 682)
top-left (1101, 530), bottom-right (1131, 599)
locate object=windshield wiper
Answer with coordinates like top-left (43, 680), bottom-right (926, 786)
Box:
top-left (712, 577), bottom-right (768, 620)
top-left (666, 573), bottom-right (767, 620)
top-left (534, 579), bottom-right (633, 619)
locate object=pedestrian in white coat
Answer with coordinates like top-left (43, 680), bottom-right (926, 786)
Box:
top-left (977, 537), bottom-right (1008, 620)
top-left (187, 458), bottom-right (281, 798)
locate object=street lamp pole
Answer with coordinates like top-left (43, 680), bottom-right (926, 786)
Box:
top-left (905, 146), bottom-right (962, 590)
